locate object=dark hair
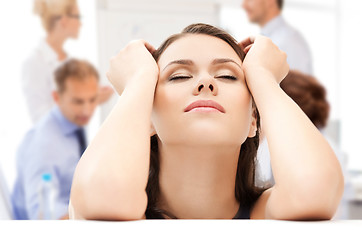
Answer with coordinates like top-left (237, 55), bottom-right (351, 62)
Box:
top-left (277, 0), bottom-right (284, 10)
top-left (54, 58), bottom-right (99, 93)
top-left (280, 70), bottom-right (330, 129)
top-left (145, 23), bottom-right (265, 219)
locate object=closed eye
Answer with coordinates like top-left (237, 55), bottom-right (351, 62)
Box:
top-left (216, 75), bottom-right (237, 81)
top-left (169, 75), bottom-right (192, 81)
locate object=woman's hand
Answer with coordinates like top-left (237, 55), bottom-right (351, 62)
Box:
top-left (97, 85), bottom-right (114, 105)
top-left (107, 40), bottom-right (159, 95)
top-left (239, 35), bottom-right (289, 85)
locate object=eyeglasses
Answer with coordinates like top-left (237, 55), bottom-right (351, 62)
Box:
top-left (67, 14), bottom-right (81, 20)
top-left (53, 14), bottom-right (81, 22)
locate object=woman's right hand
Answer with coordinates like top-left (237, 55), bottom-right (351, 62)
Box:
top-left (107, 40), bottom-right (159, 95)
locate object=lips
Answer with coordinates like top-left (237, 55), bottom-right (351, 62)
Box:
top-left (184, 100), bottom-right (225, 113)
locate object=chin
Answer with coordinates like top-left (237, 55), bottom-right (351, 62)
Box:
top-left (71, 33), bottom-right (80, 39)
top-left (249, 17), bottom-right (258, 23)
top-left (165, 128), bottom-right (246, 147)
top-left (75, 119), bottom-right (89, 126)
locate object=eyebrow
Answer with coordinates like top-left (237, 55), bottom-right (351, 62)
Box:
top-left (162, 58), bottom-right (242, 72)
top-left (162, 59), bottom-right (194, 72)
top-left (212, 58), bottom-right (242, 69)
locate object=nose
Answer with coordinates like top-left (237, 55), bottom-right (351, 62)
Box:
top-left (192, 77), bottom-right (218, 96)
top-left (81, 102), bottom-right (96, 117)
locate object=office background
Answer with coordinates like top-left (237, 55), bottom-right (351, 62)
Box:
top-left (0, 0), bottom-right (361, 218)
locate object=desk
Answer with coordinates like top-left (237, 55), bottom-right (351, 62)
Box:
top-left (1, 220), bottom-right (361, 239)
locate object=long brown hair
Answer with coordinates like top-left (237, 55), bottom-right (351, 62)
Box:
top-left (146, 23), bottom-right (265, 219)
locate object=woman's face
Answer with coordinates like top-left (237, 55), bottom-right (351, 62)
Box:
top-left (65, 4), bottom-right (81, 39)
top-left (152, 34), bottom-right (256, 147)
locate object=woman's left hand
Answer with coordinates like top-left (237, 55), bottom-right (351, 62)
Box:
top-left (97, 86), bottom-right (114, 105)
top-left (239, 35), bottom-right (289, 85)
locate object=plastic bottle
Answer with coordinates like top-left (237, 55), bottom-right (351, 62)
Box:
top-left (38, 173), bottom-right (57, 220)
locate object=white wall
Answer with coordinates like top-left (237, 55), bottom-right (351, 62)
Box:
top-left (339, 0), bottom-right (362, 171)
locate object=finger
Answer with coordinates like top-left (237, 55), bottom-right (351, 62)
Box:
top-left (243, 45), bottom-right (253, 54)
top-left (129, 39), bottom-right (156, 54)
top-left (142, 40), bottom-right (157, 55)
top-left (101, 85), bottom-right (111, 90)
top-left (106, 71), bottom-right (111, 81)
top-left (239, 36), bottom-right (255, 49)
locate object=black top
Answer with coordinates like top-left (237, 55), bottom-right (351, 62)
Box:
top-left (146, 204), bottom-right (250, 219)
top-left (232, 205), bottom-right (250, 219)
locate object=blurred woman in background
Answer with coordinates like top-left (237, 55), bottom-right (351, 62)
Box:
top-left (22, 0), bottom-right (112, 124)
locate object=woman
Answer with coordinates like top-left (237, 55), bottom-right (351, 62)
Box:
top-left (22, 0), bottom-right (112, 124)
top-left (69, 24), bottom-right (343, 220)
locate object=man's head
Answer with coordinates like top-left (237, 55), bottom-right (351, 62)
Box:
top-left (53, 59), bottom-right (99, 126)
top-left (242, 0), bottom-right (283, 26)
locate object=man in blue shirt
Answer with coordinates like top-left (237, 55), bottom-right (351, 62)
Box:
top-left (242, 0), bottom-right (313, 75)
top-left (12, 59), bottom-right (100, 219)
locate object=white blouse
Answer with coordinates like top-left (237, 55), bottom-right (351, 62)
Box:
top-left (21, 39), bottom-right (65, 124)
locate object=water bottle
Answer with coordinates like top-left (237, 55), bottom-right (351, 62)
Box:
top-left (38, 173), bottom-right (57, 220)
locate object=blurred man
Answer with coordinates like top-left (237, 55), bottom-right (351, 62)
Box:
top-left (12, 59), bottom-right (99, 220)
top-left (242, 0), bottom-right (313, 74)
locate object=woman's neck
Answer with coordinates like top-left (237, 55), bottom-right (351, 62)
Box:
top-left (158, 144), bottom-right (241, 219)
top-left (46, 32), bottom-right (67, 61)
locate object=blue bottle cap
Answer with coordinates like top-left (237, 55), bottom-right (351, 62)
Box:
top-left (42, 173), bottom-right (52, 182)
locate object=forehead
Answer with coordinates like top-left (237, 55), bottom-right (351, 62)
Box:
top-left (63, 76), bottom-right (98, 93)
top-left (245, 0), bottom-right (264, 4)
top-left (157, 34), bottom-right (242, 69)
top-left (71, 4), bottom-right (80, 13)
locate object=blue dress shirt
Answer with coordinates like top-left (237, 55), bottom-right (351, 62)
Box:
top-left (261, 15), bottom-right (313, 75)
top-left (11, 106), bottom-right (83, 219)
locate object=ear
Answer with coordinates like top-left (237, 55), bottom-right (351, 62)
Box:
top-left (52, 91), bottom-right (60, 104)
top-left (150, 122), bottom-right (156, 137)
top-left (248, 109), bottom-right (258, 138)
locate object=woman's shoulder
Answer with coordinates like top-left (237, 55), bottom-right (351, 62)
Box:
top-left (22, 48), bottom-right (46, 71)
top-left (23, 39), bottom-right (57, 67)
